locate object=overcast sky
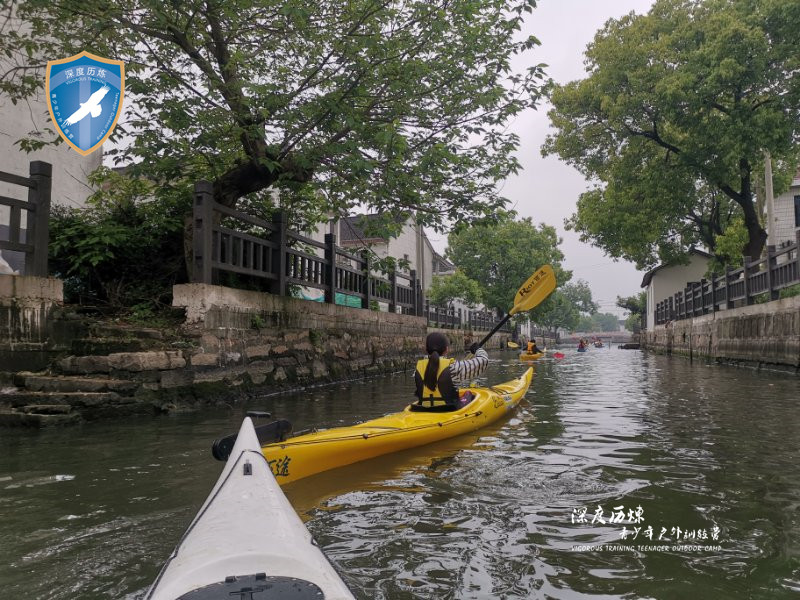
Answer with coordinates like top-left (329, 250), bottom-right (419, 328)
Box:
top-left (427, 0), bottom-right (656, 317)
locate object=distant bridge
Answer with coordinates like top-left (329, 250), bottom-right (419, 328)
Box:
top-left (560, 332), bottom-right (635, 345)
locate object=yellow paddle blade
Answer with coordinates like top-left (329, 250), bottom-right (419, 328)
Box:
top-left (509, 265), bottom-right (556, 315)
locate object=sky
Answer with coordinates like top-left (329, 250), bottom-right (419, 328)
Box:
top-left (426, 0), bottom-right (656, 317)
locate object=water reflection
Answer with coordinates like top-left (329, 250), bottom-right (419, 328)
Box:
top-left (0, 349), bottom-right (798, 599)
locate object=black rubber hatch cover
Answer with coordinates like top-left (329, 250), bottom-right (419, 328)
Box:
top-left (178, 574), bottom-right (324, 599)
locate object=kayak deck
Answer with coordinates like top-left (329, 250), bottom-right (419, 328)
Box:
top-left (146, 417), bottom-right (354, 600)
top-left (262, 367), bottom-right (534, 484)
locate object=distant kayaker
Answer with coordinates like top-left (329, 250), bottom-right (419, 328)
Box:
top-left (413, 332), bottom-right (489, 412)
top-left (526, 339), bottom-right (541, 354)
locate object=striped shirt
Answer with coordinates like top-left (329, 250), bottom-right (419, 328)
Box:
top-left (449, 348), bottom-right (489, 387)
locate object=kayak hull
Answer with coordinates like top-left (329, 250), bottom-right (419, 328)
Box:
top-left (577, 348), bottom-right (587, 352)
top-left (146, 418), bottom-right (354, 600)
top-left (262, 368), bottom-right (534, 485)
top-left (519, 351), bottom-right (545, 361)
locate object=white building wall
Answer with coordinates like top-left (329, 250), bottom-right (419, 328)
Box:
top-left (0, 13), bottom-right (100, 211)
top-left (1, 12), bottom-right (101, 272)
top-left (644, 254), bottom-right (712, 330)
top-left (771, 175), bottom-right (800, 247)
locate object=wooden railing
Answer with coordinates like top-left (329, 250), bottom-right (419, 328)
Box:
top-left (192, 181), bottom-right (422, 314)
top-left (0, 161), bottom-right (52, 276)
top-left (424, 301), bottom-right (512, 332)
top-left (654, 231), bottom-right (800, 325)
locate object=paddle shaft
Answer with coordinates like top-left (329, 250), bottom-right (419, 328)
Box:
top-left (476, 312), bottom-right (513, 349)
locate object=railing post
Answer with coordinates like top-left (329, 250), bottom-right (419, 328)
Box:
top-left (457, 307), bottom-right (462, 329)
top-left (267, 210), bottom-right (288, 296)
top-left (766, 245), bottom-right (778, 301)
top-left (388, 266), bottom-right (398, 313)
top-left (410, 269), bottom-right (419, 316)
top-left (699, 280), bottom-right (708, 314)
top-left (28, 160), bottom-right (52, 277)
top-left (710, 275), bottom-right (717, 313)
top-left (324, 233), bottom-right (337, 304)
top-left (361, 249), bottom-right (372, 310)
top-left (725, 265), bottom-right (734, 309)
top-left (742, 255), bottom-right (753, 305)
top-left (193, 181), bottom-right (214, 284)
top-left (795, 228), bottom-right (800, 285)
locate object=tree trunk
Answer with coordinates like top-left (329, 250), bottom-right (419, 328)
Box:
top-left (729, 162), bottom-right (767, 260)
top-left (739, 191), bottom-right (767, 260)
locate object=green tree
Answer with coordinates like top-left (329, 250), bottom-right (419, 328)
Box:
top-left (709, 216), bottom-right (749, 271)
top-left (574, 312), bottom-right (619, 332)
top-left (616, 292), bottom-right (646, 317)
top-left (576, 314), bottom-right (594, 332)
top-left (4, 0), bottom-right (546, 230)
top-left (49, 168), bottom-right (188, 310)
top-left (560, 279), bottom-right (598, 314)
top-left (543, 0), bottom-right (800, 268)
top-left (427, 270), bottom-right (483, 308)
top-left (445, 213), bottom-right (569, 312)
top-left (617, 291), bottom-right (647, 333)
top-left (591, 312), bottom-right (620, 332)
top-left (533, 291), bottom-right (579, 336)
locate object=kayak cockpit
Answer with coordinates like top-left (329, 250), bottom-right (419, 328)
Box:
top-left (177, 573), bottom-right (324, 599)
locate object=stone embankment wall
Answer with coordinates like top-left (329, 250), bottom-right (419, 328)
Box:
top-left (0, 275), bottom-right (72, 371)
top-left (642, 296), bottom-right (800, 372)
top-left (1, 281), bottom-right (510, 425)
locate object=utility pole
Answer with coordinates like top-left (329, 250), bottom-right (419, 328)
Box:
top-left (765, 151), bottom-right (776, 248)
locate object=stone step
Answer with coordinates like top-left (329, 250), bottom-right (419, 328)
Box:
top-left (56, 351), bottom-right (186, 375)
top-left (87, 324), bottom-right (165, 340)
top-left (70, 337), bottom-right (165, 355)
top-left (13, 373), bottom-right (139, 394)
top-left (0, 390), bottom-right (126, 409)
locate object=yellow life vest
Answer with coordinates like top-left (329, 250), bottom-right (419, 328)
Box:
top-left (414, 357), bottom-right (455, 406)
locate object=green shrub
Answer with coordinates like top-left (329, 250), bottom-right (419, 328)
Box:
top-left (49, 168), bottom-right (190, 313)
top-left (779, 284), bottom-right (800, 299)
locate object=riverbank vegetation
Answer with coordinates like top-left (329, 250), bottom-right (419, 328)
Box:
top-left (4, 0), bottom-right (551, 317)
top-left (544, 0), bottom-right (800, 269)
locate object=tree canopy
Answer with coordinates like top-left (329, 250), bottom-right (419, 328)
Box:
top-left (533, 291), bottom-right (579, 334)
top-left (445, 212), bottom-right (569, 313)
top-left (543, 0), bottom-right (800, 268)
top-left (426, 270), bottom-right (483, 308)
top-left (540, 280), bottom-right (598, 333)
top-left (559, 279), bottom-right (598, 315)
top-left (3, 0), bottom-right (546, 230)
top-left (576, 312), bottom-right (620, 333)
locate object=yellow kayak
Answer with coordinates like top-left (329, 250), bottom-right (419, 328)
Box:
top-left (519, 351), bottom-right (545, 361)
top-left (262, 367), bottom-right (534, 485)
top-left (507, 341), bottom-right (519, 349)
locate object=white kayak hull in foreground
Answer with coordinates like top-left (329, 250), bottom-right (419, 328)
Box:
top-left (146, 417), bottom-right (354, 600)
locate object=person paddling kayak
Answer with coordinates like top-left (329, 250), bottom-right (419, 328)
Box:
top-left (413, 332), bottom-right (488, 412)
top-left (526, 339), bottom-right (542, 354)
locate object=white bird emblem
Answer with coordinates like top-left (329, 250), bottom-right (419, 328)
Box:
top-left (63, 85), bottom-right (110, 126)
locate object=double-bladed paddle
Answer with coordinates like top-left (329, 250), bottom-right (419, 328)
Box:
top-left (474, 264), bottom-right (557, 351)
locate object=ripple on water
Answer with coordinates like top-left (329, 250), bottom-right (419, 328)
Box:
top-left (1, 350), bottom-right (799, 599)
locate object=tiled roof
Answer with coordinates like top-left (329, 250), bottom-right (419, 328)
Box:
top-left (340, 213), bottom-right (407, 243)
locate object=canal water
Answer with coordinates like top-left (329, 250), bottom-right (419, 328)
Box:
top-left (1, 348), bottom-right (799, 599)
